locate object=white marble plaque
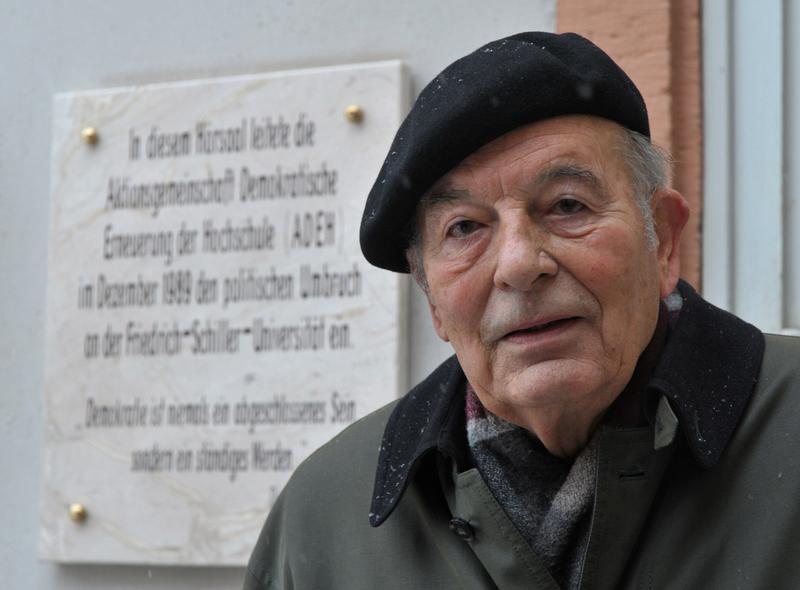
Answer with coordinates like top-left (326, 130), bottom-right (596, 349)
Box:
top-left (40, 62), bottom-right (409, 565)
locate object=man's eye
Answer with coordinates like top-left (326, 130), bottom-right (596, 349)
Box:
top-left (446, 219), bottom-right (481, 238)
top-left (554, 198), bottom-right (584, 215)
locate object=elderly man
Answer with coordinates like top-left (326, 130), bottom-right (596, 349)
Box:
top-left (244, 32), bottom-right (800, 589)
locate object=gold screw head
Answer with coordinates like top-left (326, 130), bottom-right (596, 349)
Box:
top-left (344, 105), bottom-right (364, 123)
top-left (81, 127), bottom-right (99, 145)
top-left (68, 503), bottom-right (88, 523)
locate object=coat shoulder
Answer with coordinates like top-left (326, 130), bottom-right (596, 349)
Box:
top-left (288, 399), bottom-right (398, 495)
top-left (732, 332), bottom-right (800, 444)
top-left (761, 333), bottom-right (800, 381)
top-left (244, 400), bottom-right (399, 589)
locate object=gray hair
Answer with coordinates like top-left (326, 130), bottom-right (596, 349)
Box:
top-left (405, 128), bottom-right (672, 292)
top-left (619, 129), bottom-right (672, 249)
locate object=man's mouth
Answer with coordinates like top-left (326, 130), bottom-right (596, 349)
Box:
top-left (505, 317), bottom-right (578, 338)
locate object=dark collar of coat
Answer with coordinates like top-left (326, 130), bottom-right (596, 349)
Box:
top-left (369, 280), bottom-right (765, 527)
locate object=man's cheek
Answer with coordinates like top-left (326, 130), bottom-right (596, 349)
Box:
top-left (578, 243), bottom-right (637, 287)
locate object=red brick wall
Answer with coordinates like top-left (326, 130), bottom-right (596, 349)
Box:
top-left (558, 0), bottom-right (702, 288)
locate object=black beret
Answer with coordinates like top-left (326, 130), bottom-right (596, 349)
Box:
top-left (360, 31), bottom-right (650, 273)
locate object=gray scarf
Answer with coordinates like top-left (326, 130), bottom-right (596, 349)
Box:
top-left (465, 385), bottom-right (596, 590)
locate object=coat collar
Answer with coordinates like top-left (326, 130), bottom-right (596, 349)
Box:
top-left (369, 354), bottom-right (468, 526)
top-left (369, 280), bottom-right (765, 526)
top-left (648, 280), bottom-right (765, 466)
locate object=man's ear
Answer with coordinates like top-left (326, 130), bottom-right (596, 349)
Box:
top-left (406, 244), bottom-right (451, 342)
top-left (427, 295), bottom-right (450, 342)
top-left (651, 188), bottom-right (690, 297)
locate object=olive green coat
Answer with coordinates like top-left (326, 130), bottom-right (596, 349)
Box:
top-left (244, 286), bottom-right (800, 589)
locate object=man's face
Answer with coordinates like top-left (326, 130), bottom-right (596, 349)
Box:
top-left (418, 115), bottom-right (684, 433)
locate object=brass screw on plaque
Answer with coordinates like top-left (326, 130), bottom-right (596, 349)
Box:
top-left (344, 105), bottom-right (364, 123)
top-left (69, 503), bottom-right (88, 523)
top-left (81, 127), bottom-right (99, 145)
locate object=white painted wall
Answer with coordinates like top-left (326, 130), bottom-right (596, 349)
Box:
top-left (702, 0), bottom-right (800, 334)
top-left (0, 1), bottom-right (554, 588)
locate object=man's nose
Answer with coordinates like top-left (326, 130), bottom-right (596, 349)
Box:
top-left (493, 220), bottom-right (558, 291)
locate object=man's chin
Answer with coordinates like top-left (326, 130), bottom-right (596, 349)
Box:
top-left (496, 359), bottom-right (609, 410)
